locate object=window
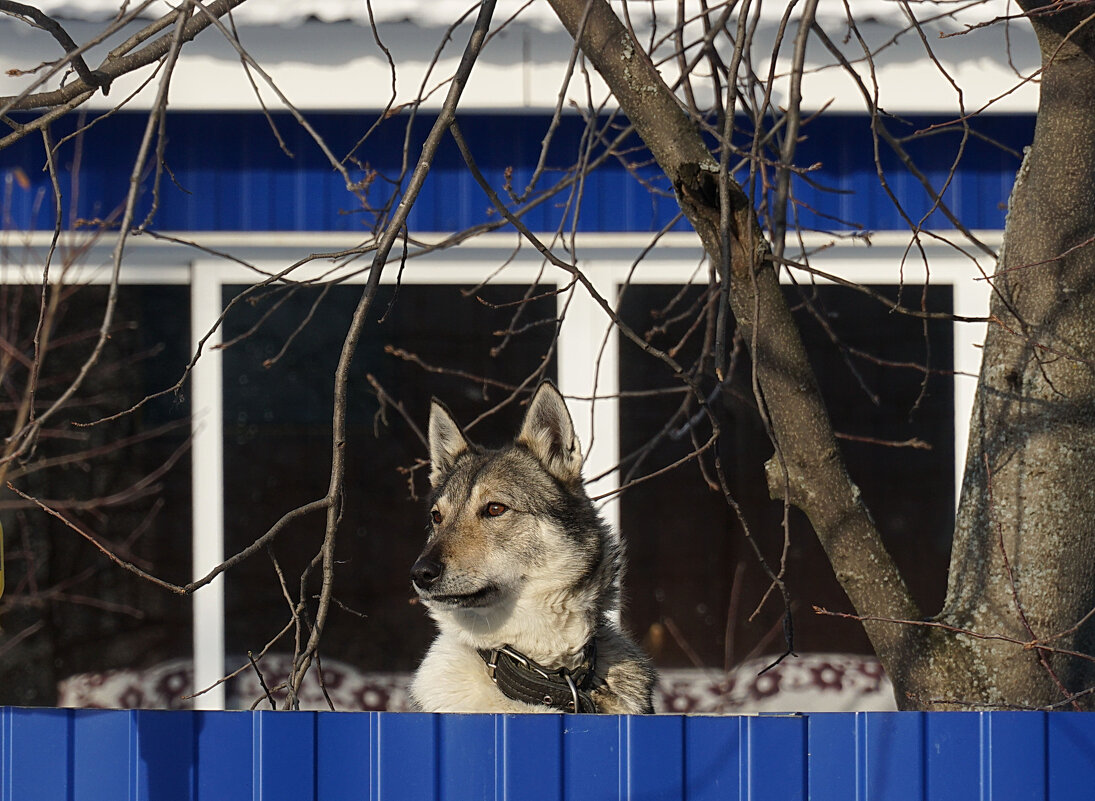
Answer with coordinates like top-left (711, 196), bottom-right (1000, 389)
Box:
top-left (0, 280), bottom-right (191, 705)
top-left (618, 282), bottom-right (955, 666)
top-left (219, 282), bottom-right (558, 673)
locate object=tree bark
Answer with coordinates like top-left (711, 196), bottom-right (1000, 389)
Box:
top-left (936, 2), bottom-right (1095, 710)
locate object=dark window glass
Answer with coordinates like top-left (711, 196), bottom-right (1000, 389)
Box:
top-left (618, 284), bottom-right (954, 668)
top-left (220, 283), bottom-right (557, 673)
top-left (0, 284), bottom-right (192, 704)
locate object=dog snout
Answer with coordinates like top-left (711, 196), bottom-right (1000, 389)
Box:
top-left (411, 553), bottom-right (445, 590)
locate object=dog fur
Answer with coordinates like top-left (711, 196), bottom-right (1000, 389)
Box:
top-left (410, 382), bottom-right (654, 713)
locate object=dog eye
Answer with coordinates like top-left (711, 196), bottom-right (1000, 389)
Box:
top-left (431, 509), bottom-right (442, 525)
top-left (484, 502), bottom-right (508, 517)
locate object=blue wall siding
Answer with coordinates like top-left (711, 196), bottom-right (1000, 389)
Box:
top-left (0, 709), bottom-right (1092, 800)
top-left (1, 113), bottom-right (1032, 235)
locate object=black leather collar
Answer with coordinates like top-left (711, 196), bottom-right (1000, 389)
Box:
top-left (479, 642), bottom-right (599, 713)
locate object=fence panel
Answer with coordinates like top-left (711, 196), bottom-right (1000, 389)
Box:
top-left (683, 715), bottom-right (743, 801)
top-left (1, 709), bottom-right (1093, 800)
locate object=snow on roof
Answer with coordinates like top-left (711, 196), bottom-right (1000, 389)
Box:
top-left (6, 1), bottom-right (1034, 114)
top-left (25, 0), bottom-right (1011, 30)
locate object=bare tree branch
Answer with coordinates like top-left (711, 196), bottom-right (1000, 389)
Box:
top-left (286, 0), bottom-right (500, 704)
top-left (546, 0), bottom-right (925, 697)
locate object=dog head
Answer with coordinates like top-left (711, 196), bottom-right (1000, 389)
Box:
top-left (410, 382), bottom-right (613, 629)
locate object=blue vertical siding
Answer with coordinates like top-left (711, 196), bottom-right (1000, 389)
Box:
top-left (1, 112), bottom-right (1032, 235)
top-left (0, 709), bottom-right (1092, 800)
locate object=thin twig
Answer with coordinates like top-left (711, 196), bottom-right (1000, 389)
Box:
top-left (247, 651), bottom-right (277, 711)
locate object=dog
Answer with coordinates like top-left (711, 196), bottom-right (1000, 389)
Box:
top-left (409, 381), bottom-right (655, 713)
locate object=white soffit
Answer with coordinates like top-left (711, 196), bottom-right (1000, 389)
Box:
top-left (2, 1), bottom-right (1038, 114)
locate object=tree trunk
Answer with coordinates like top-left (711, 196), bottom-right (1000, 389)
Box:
top-left (930, 4), bottom-right (1095, 710)
top-left (550, 0), bottom-right (1095, 710)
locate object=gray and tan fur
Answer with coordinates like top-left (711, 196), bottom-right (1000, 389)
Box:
top-left (410, 382), bottom-right (654, 713)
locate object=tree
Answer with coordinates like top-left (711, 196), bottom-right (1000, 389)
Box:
top-left (1, 0), bottom-right (1091, 710)
top-left (545, 0), bottom-right (1095, 710)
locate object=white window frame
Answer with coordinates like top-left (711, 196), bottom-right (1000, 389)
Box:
top-left (1, 230), bottom-right (993, 709)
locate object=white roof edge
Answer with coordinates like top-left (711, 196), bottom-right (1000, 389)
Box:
top-left (26, 0), bottom-right (1015, 30)
top-left (0, 228), bottom-right (1003, 253)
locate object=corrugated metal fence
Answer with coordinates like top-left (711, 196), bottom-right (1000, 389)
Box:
top-left (1, 709), bottom-right (1093, 800)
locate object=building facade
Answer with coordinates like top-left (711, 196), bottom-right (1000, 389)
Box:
top-left (0, 1), bottom-right (1033, 709)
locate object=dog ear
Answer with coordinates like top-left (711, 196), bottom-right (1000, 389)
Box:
top-left (428, 400), bottom-right (469, 488)
top-left (517, 382), bottom-right (583, 485)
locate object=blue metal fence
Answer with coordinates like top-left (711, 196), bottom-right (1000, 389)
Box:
top-left (1, 709), bottom-right (1092, 800)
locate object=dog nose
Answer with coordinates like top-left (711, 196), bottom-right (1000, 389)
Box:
top-left (411, 555), bottom-right (444, 590)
